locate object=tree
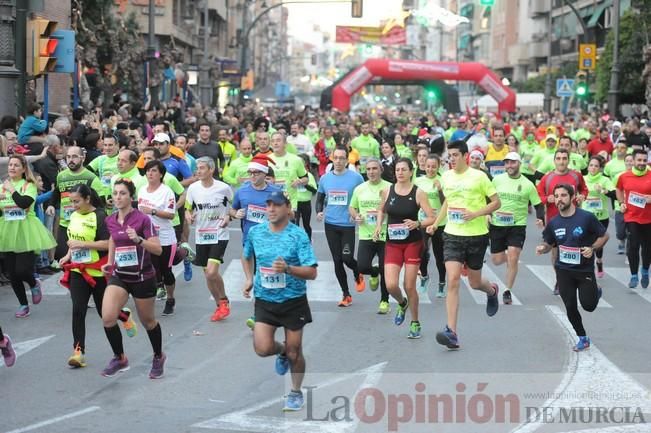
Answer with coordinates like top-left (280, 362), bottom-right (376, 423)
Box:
top-left (595, 6), bottom-right (650, 107)
top-left (72, 0), bottom-right (146, 107)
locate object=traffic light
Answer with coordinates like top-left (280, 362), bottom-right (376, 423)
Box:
top-left (351, 0), bottom-right (363, 18)
top-left (29, 18), bottom-right (58, 77)
top-left (424, 84), bottom-right (441, 102)
top-left (575, 71), bottom-right (589, 99)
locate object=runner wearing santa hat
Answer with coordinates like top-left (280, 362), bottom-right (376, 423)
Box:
top-left (230, 154), bottom-right (282, 329)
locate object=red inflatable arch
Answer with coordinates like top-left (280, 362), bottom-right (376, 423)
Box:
top-left (331, 58), bottom-right (516, 114)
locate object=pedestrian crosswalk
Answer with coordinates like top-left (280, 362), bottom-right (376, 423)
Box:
top-left (526, 264), bottom-right (614, 308)
top-left (32, 259), bottom-right (651, 309)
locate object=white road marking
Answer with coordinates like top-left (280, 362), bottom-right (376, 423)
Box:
top-left (4, 406), bottom-right (100, 433)
top-left (511, 305), bottom-right (651, 433)
top-left (1, 335), bottom-right (54, 368)
top-left (461, 264), bottom-right (523, 305)
top-left (605, 267), bottom-right (651, 304)
top-left (220, 260), bottom-right (431, 304)
top-left (193, 362), bottom-right (387, 432)
top-left (525, 265), bottom-right (613, 308)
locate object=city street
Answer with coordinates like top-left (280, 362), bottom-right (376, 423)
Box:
top-left (2, 213), bottom-right (651, 433)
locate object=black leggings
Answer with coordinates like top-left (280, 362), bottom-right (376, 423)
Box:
top-left (151, 244), bottom-right (177, 287)
top-left (294, 200), bottom-right (312, 239)
top-left (626, 222), bottom-right (651, 274)
top-left (5, 252), bottom-right (36, 306)
top-left (419, 226), bottom-right (446, 283)
top-left (357, 240), bottom-right (389, 302)
top-left (55, 226), bottom-right (69, 260)
top-left (324, 223), bottom-right (359, 296)
top-left (595, 219), bottom-right (609, 260)
top-left (69, 272), bottom-right (122, 354)
top-left (557, 268), bottom-right (599, 337)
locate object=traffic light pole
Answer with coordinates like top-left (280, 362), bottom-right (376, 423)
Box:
top-left (15, 0), bottom-right (28, 117)
top-left (607, 0), bottom-right (620, 116)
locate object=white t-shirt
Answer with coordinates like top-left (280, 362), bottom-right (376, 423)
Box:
top-left (186, 179), bottom-right (233, 242)
top-left (137, 183), bottom-right (177, 246)
top-left (287, 134), bottom-right (313, 157)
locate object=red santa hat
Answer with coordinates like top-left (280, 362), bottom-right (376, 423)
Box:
top-left (248, 154), bottom-right (276, 174)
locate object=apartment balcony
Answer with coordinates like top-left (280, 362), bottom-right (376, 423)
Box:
top-left (528, 41), bottom-right (549, 58)
top-left (528, 0), bottom-right (550, 18)
top-left (508, 43), bottom-right (530, 65)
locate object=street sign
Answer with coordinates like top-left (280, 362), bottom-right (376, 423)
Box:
top-left (556, 78), bottom-right (575, 97)
top-left (52, 30), bottom-right (75, 73)
top-left (579, 43), bottom-right (596, 71)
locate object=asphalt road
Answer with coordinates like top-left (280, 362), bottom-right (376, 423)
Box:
top-left (2, 212), bottom-right (651, 433)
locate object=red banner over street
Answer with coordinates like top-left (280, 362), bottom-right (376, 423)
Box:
top-left (335, 25), bottom-right (406, 45)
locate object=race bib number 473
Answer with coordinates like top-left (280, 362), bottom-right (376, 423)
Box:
top-left (328, 190), bottom-right (348, 206)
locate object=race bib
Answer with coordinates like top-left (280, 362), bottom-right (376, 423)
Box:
top-left (115, 245), bottom-right (138, 268)
top-left (63, 205), bottom-right (75, 221)
top-left (559, 245), bottom-right (581, 265)
top-left (628, 192), bottom-right (647, 209)
top-left (3, 206), bottom-right (25, 221)
top-left (328, 190), bottom-right (348, 206)
top-left (359, 156), bottom-right (369, 166)
top-left (246, 204), bottom-right (267, 224)
top-left (494, 211), bottom-right (515, 226)
top-left (71, 248), bottom-right (92, 263)
top-left (260, 266), bottom-right (286, 289)
top-left (297, 184), bottom-right (307, 193)
top-left (585, 198), bottom-right (603, 211)
top-left (196, 227), bottom-right (219, 245)
top-left (365, 210), bottom-right (378, 225)
top-left (447, 207), bottom-right (466, 224)
top-left (101, 175), bottom-right (112, 187)
top-left (388, 223), bottom-right (409, 240)
top-left (489, 165), bottom-right (506, 177)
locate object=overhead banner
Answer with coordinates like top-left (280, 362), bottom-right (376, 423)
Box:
top-left (335, 25), bottom-right (406, 45)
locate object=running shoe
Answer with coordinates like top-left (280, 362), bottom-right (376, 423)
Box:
top-left (15, 305), bottom-right (29, 318)
top-left (553, 282), bottom-right (560, 296)
top-left (369, 275), bottom-right (379, 291)
top-left (394, 298), bottom-right (408, 326)
top-left (121, 307), bottom-right (138, 338)
top-left (486, 283), bottom-right (499, 317)
top-left (629, 274), bottom-right (639, 289)
top-left (573, 336), bottom-right (591, 352)
top-left (149, 353), bottom-right (166, 379)
top-left (246, 316), bottom-right (255, 330)
top-left (211, 299), bottom-right (231, 321)
top-left (30, 280), bottom-right (42, 305)
top-left (283, 390), bottom-right (304, 412)
top-left (101, 355), bottom-right (129, 377)
top-left (502, 289), bottom-right (512, 305)
top-left (617, 242), bottom-right (625, 255)
top-left (436, 325), bottom-right (459, 350)
top-left (418, 275), bottom-right (429, 294)
top-left (0, 335), bottom-right (16, 367)
top-left (641, 269), bottom-right (649, 289)
top-left (460, 263), bottom-right (468, 277)
top-left (275, 353), bottom-right (289, 376)
top-left (436, 282), bottom-right (446, 298)
top-left (156, 284), bottom-right (167, 300)
top-left (407, 321), bottom-right (422, 339)
top-left (183, 258), bottom-right (193, 282)
top-left (596, 261), bottom-right (604, 279)
top-left (355, 274), bottom-right (366, 293)
top-left (180, 242), bottom-right (196, 262)
top-left (377, 301), bottom-right (390, 315)
top-left (162, 298), bottom-right (175, 316)
top-left (337, 295), bottom-right (352, 307)
top-left (68, 345), bottom-right (86, 368)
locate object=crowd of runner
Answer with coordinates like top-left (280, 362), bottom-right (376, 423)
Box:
top-left (0, 100), bottom-right (650, 411)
